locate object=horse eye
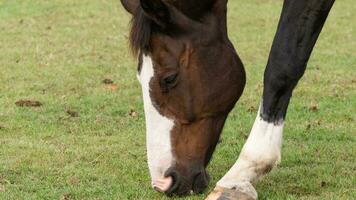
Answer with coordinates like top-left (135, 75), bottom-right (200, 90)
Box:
top-left (164, 73), bottom-right (178, 85)
top-left (160, 73), bottom-right (178, 92)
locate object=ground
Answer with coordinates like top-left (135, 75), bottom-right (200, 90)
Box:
top-left (0, 0), bottom-right (355, 199)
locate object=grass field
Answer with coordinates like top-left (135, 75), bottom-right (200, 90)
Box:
top-left (0, 0), bottom-right (355, 199)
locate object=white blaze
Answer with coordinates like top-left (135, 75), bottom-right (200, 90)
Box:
top-left (217, 105), bottom-right (284, 191)
top-left (139, 55), bottom-right (174, 186)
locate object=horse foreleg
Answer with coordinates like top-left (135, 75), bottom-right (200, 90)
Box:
top-left (207, 0), bottom-right (335, 199)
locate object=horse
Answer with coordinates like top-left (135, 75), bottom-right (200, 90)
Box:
top-left (120, 0), bottom-right (335, 199)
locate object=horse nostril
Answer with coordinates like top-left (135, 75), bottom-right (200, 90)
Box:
top-left (163, 168), bottom-right (208, 196)
top-left (164, 169), bottom-right (180, 195)
top-left (152, 176), bottom-right (173, 193)
top-left (192, 171), bottom-right (210, 194)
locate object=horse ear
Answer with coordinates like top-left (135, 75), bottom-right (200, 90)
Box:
top-left (140, 0), bottom-right (170, 28)
top-left (120, 0), bottom-right (139, 14)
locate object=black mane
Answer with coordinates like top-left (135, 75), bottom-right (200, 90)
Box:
top-left (130, 8), bottom-right (152, 56)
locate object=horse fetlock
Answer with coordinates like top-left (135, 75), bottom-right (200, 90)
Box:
top-left (241, 149), bottom-right (281, 176)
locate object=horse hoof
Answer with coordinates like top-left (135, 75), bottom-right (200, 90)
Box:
top-left (205, 183), bottom-right (257, 200)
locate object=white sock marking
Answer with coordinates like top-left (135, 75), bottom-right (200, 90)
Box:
top-left (217, 105), bottom-right (284, 189)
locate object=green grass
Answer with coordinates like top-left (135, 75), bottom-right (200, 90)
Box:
top-left (0, 0), bottom-right (355, 199)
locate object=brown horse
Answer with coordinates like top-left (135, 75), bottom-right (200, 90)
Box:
top-left (120, 0), bottom-right (335, 199)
